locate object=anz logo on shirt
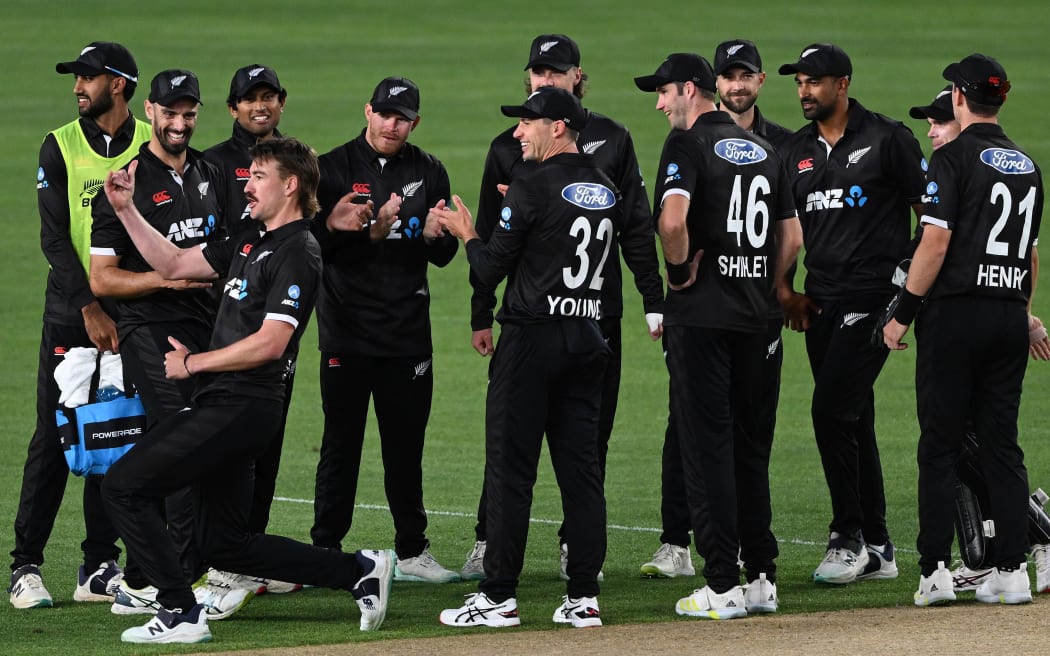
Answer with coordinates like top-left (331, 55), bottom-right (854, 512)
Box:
top-left (281, 284), bottom-right (301, 309)
top-left (167, 214), bottom-right (217, 242)
top-left (804, 186), bottom-right (868, 212)
top-left (224, 277), bottom-right (248, 301)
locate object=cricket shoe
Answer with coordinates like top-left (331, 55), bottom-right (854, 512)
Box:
top-left (552, 595), bottom-right (602, 627)
top-left (352, 549), bottom-right (394, 631)
top-left (460, 540), bottom-right (486, 581)
top-left (950, 561), bottom-right (993, 592)
top-left (394, 548), bottom-right (460, 583)
top-left (1032, 544), bottom-right (1050, 593)
top-left (74, 560), bottom-right (123, 602)
top-left (8, 564), bottom-right (52, 609)
top-left (194, 577), bottom-right (254, 620)
top-left (813, 533), bottom-right (869, 584)
top-left (258, 578), bottom-right (304, 594)
top-left (439, 592), bottom-right (520, 627)
top-left (120, 603), bottom-right (211, 644)
top-left (744, 573), bottom-right (778, 614)
top-left (976, 563), bottom-right (1033, 605)
top-left (110, 580), bottom-right (161, 615)
top-left (914, 561), bottom-right (956, 606)
top-left (640, 543), bottom-right (695, 579)
top-left (856, 541), bottom-right (899, 581)
top-left (558, 543), bottom-right (604, 582)
top-left (675, 585), bottom-right (747, 620)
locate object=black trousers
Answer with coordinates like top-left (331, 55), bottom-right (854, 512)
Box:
top-left (120, 322), bottom-right (211, 585)
top-left (10, 321), bottom-right (120, 572)
top-left (473, 317), bottom-right (621, 542)
top-left (658, 319), bottom-right (783, 550)
top-left (666, 325), bottom-right (776, 592)
top-left (312, 353), bottom-right (432, 559)
top-left (805, 297), bottom-right (891, 545)
top-left (103, 394), bottom-right (362, 611)
top-left (915, 297), bottom-right (1030, 574)
top-left (479, 321), bottom-right (608, 601)
top-left (249, 365), bottom-right (295, 535)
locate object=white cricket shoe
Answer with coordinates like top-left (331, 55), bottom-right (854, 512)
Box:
top-left (460, 540), bottom-right (486, 581)
top-left (194, 576), bottom-right (254, 620)
top-left (552, 595), bottom-right (602, 627)
top-left (74, 560), bottom-right (123, 602)
top-left (976, 563), bottom-right (1033, 605)
top-left (395, 548), bottom-right (460, 583)
top-left (352, 549), bottom-right (394, 631)
top-left (675, 585), bottom-right (747, 620)
top-left (914, 561), bottom-right (956, 606)
top-left (439, 592), bottom-right (520, 628)
top-left (558, 543), bottom-right (604, 582)
top-left (744, 573), bottom-right (778, 613)
top-left (949, 561), bottom-right (993, 592)
top-left (120, 604), bottom-right (211, 644)
top-left (8, 565), bottom-right (52, 609)
top-left (640, 543), bottom-right (695, 579)
top-left (1032, 544), bottom-right (1050, 593)
top-left (110, 579), bottom-right (161, 615)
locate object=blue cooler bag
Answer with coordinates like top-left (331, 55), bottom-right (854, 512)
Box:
top-left (55, 355), bottom-right (146, 476)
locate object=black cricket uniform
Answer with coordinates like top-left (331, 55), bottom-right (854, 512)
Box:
top-left (204, 123), bottom-right (290, 535)
top-left (91, 144), bottom-right (226, 423)
top-left (12, 114), bottom-right (146, 575)
top-left (779, 98), bottom-right (925, 548)
top-left (656, 111), bottom-right (796, 591)
top-left (470, 111), bottom-right (663, 543)
top-left (472, 151), bottom-right (614, 602)
top-left (101, 220), bottom-right (359, 613)
top-left (311, 130), bottom-right (457, 559)
top-left (914, 123), bottom-right (1043, 573)
top-left (660, 107), bottom-right (792, 550)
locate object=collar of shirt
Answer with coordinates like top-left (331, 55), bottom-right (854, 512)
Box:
top-left (258, 217), bottom-right (314, 243)
top-left (697, 110), bottom-right (737, 127)
top-left (230, 120), bottom-right (282, 150)
top-left (136, 140), bottom-right (204, 177)
top-left (78, 111), bottom-right (140, 156)
top-left (352, 128), bottom-right (406, 168)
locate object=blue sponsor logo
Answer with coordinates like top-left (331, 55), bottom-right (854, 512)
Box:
top-left (843, 185), bottom-right (868, 208)
top-left (500, 207), bottom-right (512, 230)
top-left (561, 183), bottom-right (616, 210)
top-left (980, 148), bottom-right (1035, 175)
top-left (926, 181), bottom-right (938, 195)
top-left (713, 138), bottom-right (767, 165)
top-left (405, 216), bottom-right (422, 238)
top-left (288, 285), bottom-right (301, 300)
top-left (37, 167), bottom-right (45, 181)
top-left (921, 157), bottom-right (928, 172)
top-left (205, 214), bottom-right (216, 236)
top-left (666, 163), bottom-right (679, 176)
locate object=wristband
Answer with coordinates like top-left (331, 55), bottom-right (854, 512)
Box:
top-left (184, 352), bottom-right (194, 376)
top-left (666, 261), bottom-right (691, 286)
top-left (891, 289), bottom-right (923, 325)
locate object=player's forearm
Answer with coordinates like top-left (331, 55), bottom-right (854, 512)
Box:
top-left (111, 203), bottom-right (184, 277)
top-left (904, 225), bottom-right (950, 297)
top-left (657, 194), bottom-right (690, 264)
top-left (188, 321), bottom-right (293, 374)
top-left (773, 217), bottom-right (803, 295)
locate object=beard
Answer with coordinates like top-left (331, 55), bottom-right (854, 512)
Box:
top-left (721, 93), bottom-right (756, 115)
top-left (79, 91), bottom-right (114, 119)
top-left (155, 125), bottom-right (193, 156)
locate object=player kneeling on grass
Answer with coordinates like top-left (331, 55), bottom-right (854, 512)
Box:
top-left (98, 137), bottom-right (394, 643)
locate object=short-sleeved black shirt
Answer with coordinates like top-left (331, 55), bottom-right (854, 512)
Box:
top-left (653, 111), bottom-right (797, 333)
top-left (312, 131), bottom-right (458, 358)
top-left (466, 152), bottom-right (623, 326)
top-left (471, 111), bottom-right (663, 329)
top-left (922, 123), bottom-right (1043, 303)
top-left (91, 144), bottom-right (227, 337)
top-left (198, 219), bottom-right (321, 401)
top-left (779, 99), bottom-right (926, 300)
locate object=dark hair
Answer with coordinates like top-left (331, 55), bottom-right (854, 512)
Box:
top-left (111, 74), bottom-right (136, 102)
top-left (523, 69), bottom-right (590, 99)
top-left (248, 137), bottom-right (320, 217)
top-left (699, 87), bottom-right (716, 102)
top-left (964, 95), bottom-right (1001, 118)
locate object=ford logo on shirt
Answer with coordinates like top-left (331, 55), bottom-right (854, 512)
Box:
top-left (714, 138), bottom-right (767, 165)
top-left (561, 183), bottom-right (616, 210)
top-left (980, 148), bottom-right (1035, 175)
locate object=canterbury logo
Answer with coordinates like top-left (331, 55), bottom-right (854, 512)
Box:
top-left (801, 48), bottom-right (820, 58)
top-left (402, 180), bottom-right (423, 197)
top-left (388, 86), bottom-right (408, 96)
top-left (170, 75), bottom-right (187, 89)
top-left (841, 312), bottom-right (870, 328)
top-left (581, 140), bottom-right (606, 155)
top-left (413, 359), bottom-right (432, 380)
top-left (846, 146), bottom-right (871, 168)
top-left (248, 67), bottom-right (265, 78)
top-left (727, 44), bottom-right (744, 56)
top-left (539, 40), bottom-right (559, 53)
top-left (352, 183), bottom-right (370, 194)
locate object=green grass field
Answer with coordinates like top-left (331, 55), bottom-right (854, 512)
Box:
top-left (2, 0), bottom-right (1050, 653)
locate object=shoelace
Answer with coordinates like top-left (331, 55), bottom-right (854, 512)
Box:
top-left (20, 572), bottom-right (47, 592)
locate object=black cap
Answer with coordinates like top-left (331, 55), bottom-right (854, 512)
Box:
top-left (501, 86), bottom-right (587, 129)
top-left (943, 53), bottom-right (1010, 106)
top-left (227, 64), bottom-right (285, 106)
top-left (634, 53), bottom-right (716, 93)
top-left (909, 85), bottom-right (955, 121)
top-left (524, 34), bottom-right (581, 72)
top-left (148, 69), bottom-right (203, 106)
top-left (713, 39), bottom-right (762, 76)
top-left (369, 76), bottom-right (420, 121)
top-left (56, 41), bottom-right (138, 84)
top-left (778, 43), bottom-right (852, 78)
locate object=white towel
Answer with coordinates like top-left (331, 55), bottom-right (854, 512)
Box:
top-left (54, 348), bottom-right (125, 408)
